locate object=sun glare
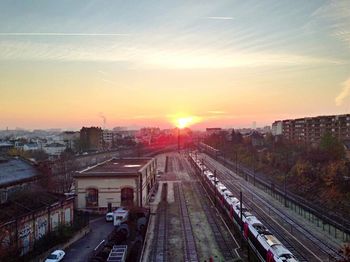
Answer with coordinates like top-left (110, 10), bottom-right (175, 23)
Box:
top-left (177, 117), bottom-right (193, 129)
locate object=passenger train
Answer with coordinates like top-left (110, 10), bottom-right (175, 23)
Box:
top-left (189, 152), bottom-right (298, 262)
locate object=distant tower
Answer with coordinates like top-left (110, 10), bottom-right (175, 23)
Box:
top-left (252, 121), bottom-right (256, 130)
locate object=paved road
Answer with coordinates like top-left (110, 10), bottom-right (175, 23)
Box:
top-left (64, 217), bottom-right (114, 262)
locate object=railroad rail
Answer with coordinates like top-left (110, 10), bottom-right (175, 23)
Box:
top-left (181, 154), bottom-right (240, 261)
top-left (192, 182), bottom-right (238, 260)
top-left (204, 156), bottom-right (344, 261)
top-left (152, 183), bottom-right (169, 262)
top-left (173, 183), bottom-right (199, 262)
top-left (200, 143), bottom-right (350, 240)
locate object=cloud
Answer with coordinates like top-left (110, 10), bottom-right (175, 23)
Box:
top-left (206, 16), bottom-right (233, 20)
top-left (0, 39), bottom-right (344, 69)
top-left (0, 32), bottom-right (129, 36)
top-left (311, 0), bottom-right (350, 48)
top-left (101, 78), bottom-right (117, 85)
top-left (335, 78), bottom-right (350, 106)
top-left (208, 110), bottom-right (226, 115)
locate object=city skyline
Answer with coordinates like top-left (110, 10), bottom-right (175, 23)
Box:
top-left (1, 0), bottom-right (350, 129)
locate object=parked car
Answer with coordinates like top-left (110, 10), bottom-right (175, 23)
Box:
top-left (106, 212), bottom-right (114, 222)
top-left (45, 250), bottom-right (65, 262)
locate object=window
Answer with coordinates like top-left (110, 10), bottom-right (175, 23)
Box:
top-left (86, 188), bottom-right (98, 207)
top-left (121, 187), bottom-right (134, 207)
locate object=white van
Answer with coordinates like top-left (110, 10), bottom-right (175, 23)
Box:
top-left (113, 207), bottom-right (129, 226)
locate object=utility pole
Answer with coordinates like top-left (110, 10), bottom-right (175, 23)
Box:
top-left (253, 160), bottom-right (256, 186)
top-left (235, 150), bottom-right (238, 174)
top-left (284, 151), bottom-right (288, 207)
top-left (177, 128), bottom-right (180, 152)
top-left (214, 169), bottom-right (217, 208)
top-left (240, 191), bottom-right (243, 233)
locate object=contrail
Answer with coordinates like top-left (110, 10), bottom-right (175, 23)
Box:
top-left (207, 16), bottom-right (234, 20)
top-left (0, 32), bottom-right (129, 36)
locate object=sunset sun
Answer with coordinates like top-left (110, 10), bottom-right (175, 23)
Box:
top-left (176, 117), bottom-right (193, 129)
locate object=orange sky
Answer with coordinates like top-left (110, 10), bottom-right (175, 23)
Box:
top-left (0, 1), bottom-right (350, 130)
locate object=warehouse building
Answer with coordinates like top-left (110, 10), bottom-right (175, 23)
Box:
top-left (74, 157), bottom-right (157, 213)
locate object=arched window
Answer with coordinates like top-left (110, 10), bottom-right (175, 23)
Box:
top-left (121, 187), bottom-right (134, 207)
top-left (86, 188), bottom-right (98, 207)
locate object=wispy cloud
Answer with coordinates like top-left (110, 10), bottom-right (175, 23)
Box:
top-left (0, 32), bottom-right (129, 37)
top-left (101, 78), bottom-right (117, 85)
top-left (206, 16), bottom-right (233, 20)
top-left (208, 110), bottom-right (226, 115)
top-left (335, 78), bottom-right (350, 106)
top-left (311, 0), bottom-right (350, 48)
top-left (0, 39), bottom-right (343, 69)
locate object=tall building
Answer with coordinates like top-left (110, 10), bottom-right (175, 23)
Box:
top-left (102, 130), bottom-right (113, 149)
top-left (80, 127), bottom-right (102, 151)
top-left (272, 121), bottom-right (283, 136)
top-left (272, 114), bottom-right (350, 143)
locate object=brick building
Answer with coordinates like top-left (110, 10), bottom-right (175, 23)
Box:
top-left (0, 191), bottom-right (74, 257)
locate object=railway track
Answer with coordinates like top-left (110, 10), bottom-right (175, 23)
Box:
top-left (181, 154), bottom-right (240, 261)
top-left (203, 155), bottom-right (344, 261)
top-left (192, 182), bottom-right (238, 260)
top-left (173, 182), bottom-right (199, 262)
top-left (224, 179), bottom-right (309, 262)
top-left (152, 183), bottom-right (169, 262)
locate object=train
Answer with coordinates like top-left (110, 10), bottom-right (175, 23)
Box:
top-left (199, 142), bottom-right (221, 158)
top-left (188, 152), bottom-right (298, 262)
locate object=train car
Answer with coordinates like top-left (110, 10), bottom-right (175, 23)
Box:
top-left (245, 217), bottom-right (298, 262)
top-left (199, 142), bottom-right (221, 158)
top-left (188, 151), bottom-right (298, 262)
top-left (216, 183), bottom-right (228, 203)
top-left (269, 245), bottom-right (298, 262)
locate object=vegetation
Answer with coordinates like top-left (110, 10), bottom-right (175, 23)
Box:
top-left (204, 130), bottom-right (350, 217)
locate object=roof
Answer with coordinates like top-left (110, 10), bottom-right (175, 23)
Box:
top-left (75, 157), bottom-right (153, 178)
top-left (45, 142), bottom-right (66, 148)
top-left (24, 143), bottom-right (38, 148)
top-left (0, 191), bottom-right (71, 223)
top-left (0, 142), bottom-right (13, 147)
top-left (0, 158), bottom-right (39, 187)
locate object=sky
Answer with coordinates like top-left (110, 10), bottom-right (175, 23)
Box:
top-left (0, 0), bottom-right (350, 130)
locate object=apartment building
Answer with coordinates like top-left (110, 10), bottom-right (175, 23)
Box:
top-left (80, 127), bottom-right (103, 151)
top-left (272, 114), bottom-right (350, 143)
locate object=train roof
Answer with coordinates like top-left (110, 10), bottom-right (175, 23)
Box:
top-left (204, 170), bottom-right (211, 176)
top-left (270, 245), bottom-right (297, 261)
top-left (242, 210), bottom-right (254, 218)
top-left (263, 234), bottom-right (282, 247)
top-left (217, 183), bottom-right (227, 190)
top-left (226, 196), bottom-right (239, 205)
top-left (224, 190), bottom-right (234, 197)
top-left (252, 222), bottom-right (271, 235)
top-left (245, 215), bottom-right (260, 225)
